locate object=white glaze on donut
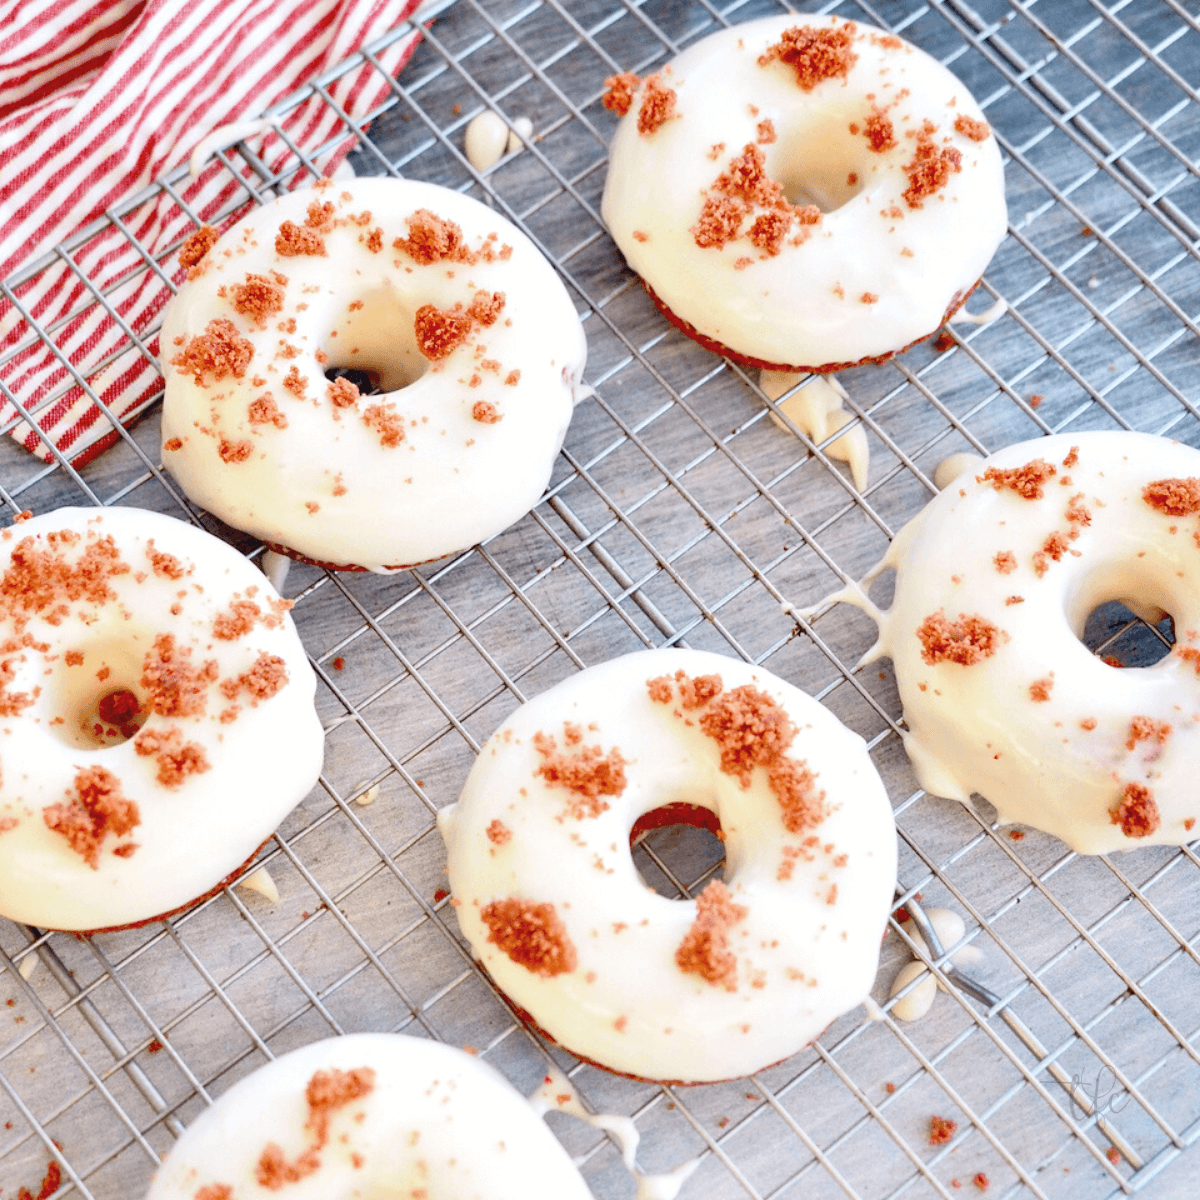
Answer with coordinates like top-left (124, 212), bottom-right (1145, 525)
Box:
top-left (601, 14), bottom-right (1007, 370)
top-left (438, 648), bottom-right (896, 1083)
top-left (0, 507), bottom-right (321, 930)
top-left (826, 431), bottom-right (1200, 853)
top-left (145, 1034), bottom-right (594, 1199)
top-left (161, 178), bottom-right (587, 571)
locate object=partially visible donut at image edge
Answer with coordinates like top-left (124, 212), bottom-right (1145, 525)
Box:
top-left (822, 430), bottom-right (1200, 855)
top-left (143, 1033), bottom-right (594, 1199)
top-left (0, 506), bottom-right (322, 932)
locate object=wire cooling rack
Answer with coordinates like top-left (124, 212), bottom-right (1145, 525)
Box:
top-left (3, 0), bottom-right (1200, 1196)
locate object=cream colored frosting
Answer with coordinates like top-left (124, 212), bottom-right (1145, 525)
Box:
top-left (145, 1033), bottom-right (594, 1199)
top-left (0, 507), bottom-right (322, 930)
top-left (601, 14), bottom-right (1007, 369)
top-left (438, 648), bottom-right (897, 1083)
top-left (160, 177), bottom-right (587, 571)
top-left (828, 431), bottom-right (1200, 854)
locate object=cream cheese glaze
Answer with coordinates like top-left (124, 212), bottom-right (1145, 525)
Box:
top-left (0, 507), bottom-right (322, 931)
top-left (160, 177), bottom-right (587, 571)
top-left (601, 14), bottom-right (1007, 370)
top-left (145, 1033), bottom-right (594, 1199)
top-left (438, 648), bottom-right (897, 1083)
top-left (819, 431), bottom-right (1200, 854)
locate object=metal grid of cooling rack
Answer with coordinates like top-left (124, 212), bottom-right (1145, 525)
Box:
top-left (2, 0), bottom-right (1200, 1196)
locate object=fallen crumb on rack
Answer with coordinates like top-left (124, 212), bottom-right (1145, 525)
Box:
top-left (930, 1115), bottom-right (958, 1145)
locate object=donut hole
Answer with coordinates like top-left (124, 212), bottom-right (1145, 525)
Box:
top-left (50, 644), bottom-right (148, 749)
top-left (630, 802), bottom-right (726, 896)
top-left (1081, 600), bottom-right (1174, 668)
top-left (772, 128), bottom-right (869, 214)
top-left (323, 286), bottom-right (428, 392)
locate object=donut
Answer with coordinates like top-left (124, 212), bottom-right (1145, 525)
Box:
top-left (600, 14), bottom-right (1007, 372)
top-left (145, 1033), bottom-right (593, 1199)
top-left (160, 177), bottom-right (587, 572)
top-left (820, 431), bottom-right (1200, 854)
top-left (0, 507), bottom-right (322, 931)
top-left (438, 648), bottom-right (897, 1083)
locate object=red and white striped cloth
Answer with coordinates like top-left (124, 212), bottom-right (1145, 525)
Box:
top-left (0, 0), bottom-right (435, 466)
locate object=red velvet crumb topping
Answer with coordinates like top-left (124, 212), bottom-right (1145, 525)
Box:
top-left (1128, 716), bottom-right (1171, 749)
top-left (247, 393), bottom-right (288, 428)
top-left (863, 108), bottom-right (896, 152)
top-left (699, 684), bottom-right (797, 785)
top-left (1029, 677), bottom-right (1053, 702)
top-left (304, 200), bottom-right (336, 232)
top-left (532, 727), bottom-right (626, 818)
top-left (328, 376), bottom-right (359, 408)
top-left (134, 726), bottom-right (211, 787)
top-left (693, 142), bottom-right (820, 254)
top-left (1111, 782), bottom-right (1160, 838)
top-left (480, 897), bottom-right (577, 976)
top-left (414, 291), bottom-right (506, 361)
top-left (229, 272), bottom-right (284, 326)
top-left (1143, 477), bottom-right (1200, 516)
top-left (979, 458), bottom-right (1056, 499)
top-left (179, 225), bottom-right (219, 270)
top-left (0, 529), bottom-right (131, 635)
top-left (902, 121), bottom-right (962, 209)
top-left (758, 24), bottom-right (858, 91)
top-left (487, 818), bottom-right (512, 845)
top-left (917, 610), bottom-right (1002, 665)
top-left (675, 879), bottom-right (747, 990)
top-left (954, 114), bottom-right (991, 142)
top-left (275, 221), bottom-right (326, 257)
top-left (218, 437), bottom-right (253, 464)
top-left (637, 73), bottom-right (678, 136)
top-left (602, 71), bottom-right (640, 117)
top-left (43, 765), bottom-right (139, 868)
top-left (171, 318), bottom-right (253, 384)
top-left (255, 1066), bottom-right (374, 1190)
top-left (212, 595), bottom-right (289, 640)
top-left (145, 539), bottom-right (185, 579)
top-left (361, 402), bottom-right (405, 448)
top-left (393, 209), bottom-right (474, 265)
top-left (142, 633), bottom-right (218, 717)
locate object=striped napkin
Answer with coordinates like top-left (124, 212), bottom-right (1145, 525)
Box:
top-left (0, 0), bottom-right (434, 467)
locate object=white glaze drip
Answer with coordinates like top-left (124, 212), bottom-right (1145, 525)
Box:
top-left (188, 117), bottom-right (277, 177)
top-left (530, 1062), bottom-right (641, 1171)
top-left (762, 372), bottom-right (869, 491)
top-left (238, 866), bottom-right (280, 904)
top-left (261, 550), bottom-right (291, 593)
top-left (948, 296), bottom-right (1007, 326)
top-left (933, 451), bottom-right (984, 491)
top-left (636, 1157), bottom-right (703, 1200)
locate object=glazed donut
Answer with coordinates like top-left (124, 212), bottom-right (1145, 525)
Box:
top-left (824, 431), bottom-right (1200, 854)
top-left (0, 507), bottom-right (322, 931)
top-left (160, 177), bottom-right (587, 572)
top-left (145, 1033), bottom-right (593, 1199)
top-left (438, 648), bottom-right (896, 1083)
top-left (600, 14), bottom-right (1007, 371)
